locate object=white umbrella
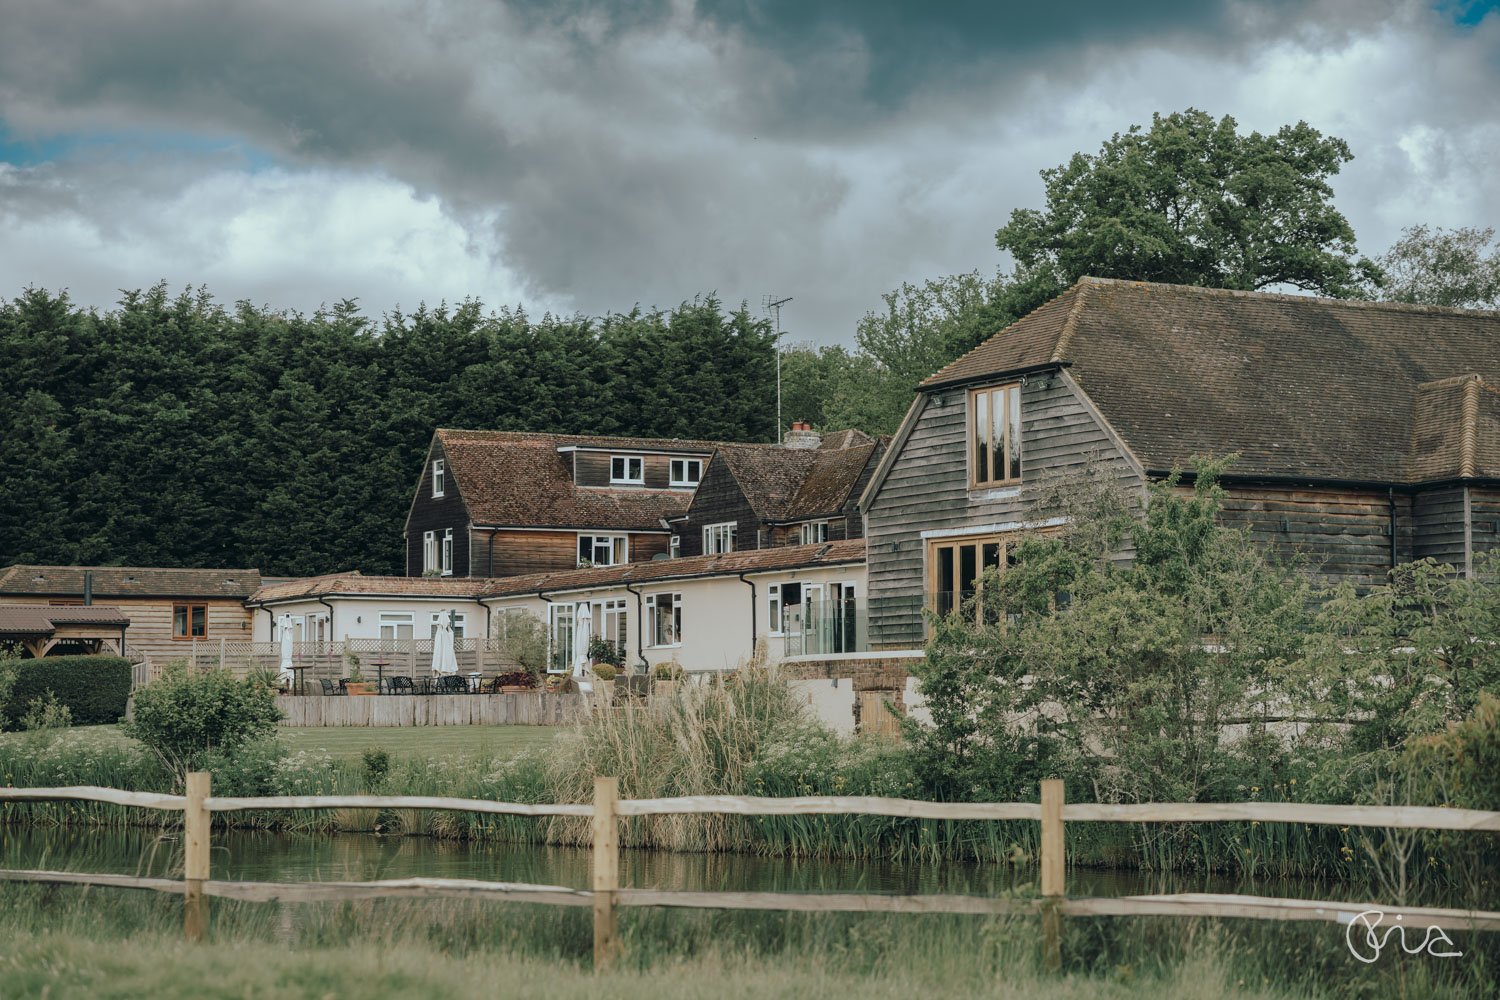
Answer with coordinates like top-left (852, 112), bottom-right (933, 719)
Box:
top-left (277, 613), bottom-right (295, 686)
top-left (431, 611), bottom-right (459, 675)
top-left (572, 603), bottom-right (593, 673)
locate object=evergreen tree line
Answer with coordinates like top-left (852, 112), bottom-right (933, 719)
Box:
top-left (0, 286), bottom-right (777, 576)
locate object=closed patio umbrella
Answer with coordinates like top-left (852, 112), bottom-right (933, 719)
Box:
top-left (572, 602), bottom-right (593, 693)
top-left (277, 613), bottom-right (295, 687)
top-left (431, 610), bottom-right (459, 676)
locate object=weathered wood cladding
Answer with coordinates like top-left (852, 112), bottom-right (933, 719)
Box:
top-left (1413, 486), bottom-right (1468, 571)
top-left (630, 533), bottom-right (671, 563)
top-left (864, 377), bottom-right (1144, 650)
top-left (483, 529), bottom-right (578, 578)
top-left (573, 449), bottom-right (709, 490)
top-left (404, 437), bottom-right (472, 577)
top-left (677, 454), bottom-right (760, 558)
top-left (1212, 487), bottom-right (1410, 588)
top-left (1473, 489), bottom-right (1500, 565)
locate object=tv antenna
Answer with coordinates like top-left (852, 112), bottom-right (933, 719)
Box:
top-left (762, 294), bottom-right (793, 439)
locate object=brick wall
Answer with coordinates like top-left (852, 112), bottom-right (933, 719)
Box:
top-left (781, 656), bottom-right (922, 729)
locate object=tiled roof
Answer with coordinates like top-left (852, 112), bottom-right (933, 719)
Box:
top-left (0, 565), bottom-right (262, 598)
top-left (785, 444), bottom-right (880, 520)
top-left (482, 538), bottom-right (867, 598)
top-left (0, 604), bottom-right (132, 635)
top-left (251, 573), bottom-right (490, 603)
top-left (436, 429), bottom-right (747, 530)
top-left (818, 428), bottom-right (875, 451)
top-left (917, 277), bottom-right (1500, 484)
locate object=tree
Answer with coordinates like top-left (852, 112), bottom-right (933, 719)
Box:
top-left (1371, 225), bottom-right (1500, 308)
top-left (995, 109), bottom-right (1379, 299)
top-left (122, 665), bottom-right (283, 785)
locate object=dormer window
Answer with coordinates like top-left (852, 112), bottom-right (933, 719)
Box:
top-left (610, 455), bottom-right (644, 485)
top-left (969, 384), bottom-right (1022, 487)
top-left (432, 458), bottom-right (446, 497)
top-left (670, 458), bottom-right (702, 487)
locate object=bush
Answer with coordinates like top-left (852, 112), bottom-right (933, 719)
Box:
top-left (20, 692), bottom-right (72, 731)
top-left (361, 745), bottom-right (391, 786)
top-left (586, 636), bottom-right (624, 670)
top-left (591, 663), bottom-right (617, 681)
top-left (0, 655), bottom-right (131, 729)
top-left (122, 665), bottom-right (283, 784)
top-left (494, 671), bottom-right (537, 689)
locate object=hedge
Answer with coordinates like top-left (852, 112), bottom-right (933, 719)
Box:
top-left (2, 655), bottom-right (132, 728)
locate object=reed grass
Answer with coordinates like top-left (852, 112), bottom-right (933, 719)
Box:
top-left (3, 880), bottom-right (1495, 999)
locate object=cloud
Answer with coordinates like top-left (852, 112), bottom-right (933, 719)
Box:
top-left (0, 0), bottom-right (1496, 342)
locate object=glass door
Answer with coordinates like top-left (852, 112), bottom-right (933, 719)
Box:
top-left (927, 536), bottom-right (1006, 625)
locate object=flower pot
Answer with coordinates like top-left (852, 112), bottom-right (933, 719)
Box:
top-left (345, 681), bottom-right (379, 696)
top-left (653, 679), bottom-right (677, 700)
top-left (500, 685), bottom-right (531, 693)
top-left (595, 679), bottom-right (614, 708)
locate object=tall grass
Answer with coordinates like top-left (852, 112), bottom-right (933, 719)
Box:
top-left (3, 881), bottom-right (1495, 999)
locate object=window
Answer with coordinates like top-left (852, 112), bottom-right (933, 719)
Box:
top-left (304, 613), bottom-right (328, 642)
top-left (172, 604), bottom-right (207, 639)
top-left (578, 533), bottom-right (628, 567)
top-left (432, 458), bottom-right (445, 497)
top-left (767, 582), bottom-right (823, 635)
top-left (379, 612), bottom-right (415, 642)
top-left (969, 383), bottom-right (1022, 487)
top-left (646, 592), bottom-right (682, 646)
top-left (423, 531), bottom-right (436, 573)
top-left (549, 603), bottom-right (575, 671)
top-left (493, 607), bottom-right (528, 639)
top-left (429, 612), bottom-right (467, 640)
top-left (669, 535), bottom-right (680, 559)
top-left (800, 521), bottom-right (829, 545)
top-left (610, 455), bottom-right (644, 484)
top-left (928, 534), bottom-right (1010, 623)
top-left (600, 599), bottom-right (628, 656)
top-left (669, 458), bottom-right (702, 487)
top-left (441, 528), bottom-right (453, 576)
top-left (703, 521), bottom-right (737, 554)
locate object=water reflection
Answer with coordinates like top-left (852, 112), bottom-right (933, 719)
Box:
top-left (1, 826), bottom-right (1360, 901)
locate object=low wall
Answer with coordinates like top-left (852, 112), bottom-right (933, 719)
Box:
top-left (780, 653), bottom-right (923, 733)
top-left (277, 692), bottom-right (584, 727)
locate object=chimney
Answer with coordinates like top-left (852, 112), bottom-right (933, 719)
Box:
top-left (782, 421), bottom-right (821, 450)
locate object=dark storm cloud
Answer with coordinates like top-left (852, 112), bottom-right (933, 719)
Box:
top-left (0, 0), bottom-right (1491, 339)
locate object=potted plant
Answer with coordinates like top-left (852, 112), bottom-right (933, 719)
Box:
top-left (591, 662), bottom-right (617, 707)
top-left (496, 670), bottom-right (536, 693)
top-left (345, 665), bottom-right (378, 696)
top-left (544, 669), bottom-right (574, 694)
top-left (652, 661), bottom-right (682, 700)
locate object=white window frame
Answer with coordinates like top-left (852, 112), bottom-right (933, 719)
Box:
top-left (703, 521), bottom-right (737, 554)
top-left (429, 611), bottom-right (467, 640)
top-left (432, 458), bottom-right (445, 497)
top-left (669, 458), bottom-right (702, 487)
top-left (379, 612), bottom-right (414, 642)
top-left (800, 521), bottom-right (830, 545)
top-left (600, 598), bottom-right (628, 656)
top-left (578, 533), bottom-right (629, 567)
top-left (645, 591), bottom-right (682, 647)
top-left (441, 528), bottom-right (453, 576)
top-left (548, 603), bottom-right (575, 672)
top-left (423, 531), bottom-right (436, 573)
top-left (610, 455), bottom-right (645, 485)
top-left (669, 535), bottom-right (680, 559)
top-left (493, 606), bottom-right (528, 639)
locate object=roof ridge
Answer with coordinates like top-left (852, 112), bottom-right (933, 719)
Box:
top-left (1461, 377), bottom-right (1480, 479)
top-left (1076, 276), bottom-right (1500, 320)
top-left (1051, 277), bottom-right (1093, 362)
top-left (919, 279), bottom-right (1088, 388)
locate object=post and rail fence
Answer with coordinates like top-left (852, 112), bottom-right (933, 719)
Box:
top-left (2, 778), bottom-right (1498, 968)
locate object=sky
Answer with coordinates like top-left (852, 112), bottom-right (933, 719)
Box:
top-left (0, 0), bottom-right (1496, 344)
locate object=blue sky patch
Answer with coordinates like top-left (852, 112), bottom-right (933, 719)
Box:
top-left (0, 121), bottom-right (276, 170)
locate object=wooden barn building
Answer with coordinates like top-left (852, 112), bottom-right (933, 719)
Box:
top-left (858, 277), bottom-right (1500, 651)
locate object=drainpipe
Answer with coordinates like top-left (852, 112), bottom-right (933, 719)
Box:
top-left (623, 582), bottom-right (650, 675)
top-left (1389, 487), bottom-right (1398, 572)
top-left (737, 572), bottom-right (757, 653)
top-left (317, 596), bottom-right (336, 640)
top-left (536, 590), bottom-right (554, 670)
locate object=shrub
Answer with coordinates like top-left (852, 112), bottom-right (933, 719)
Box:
top-left (591, 663), bottom-right (617, 681)
top-left (20, 692), bottom-right (72, 731)
top-left (362, 745), bottom-right (391, 786)
top-left (0, 655), bottom-right (131, 729)
top-left (652, 662), bottom-right (683, 680)
top-left (493, 613), bottom-right (549, 678)
top-left (586, 636), bottom-right (624, 670)
top-left (494, 671), bottom-right (537, 689)
top-left (122, 665), bottom-right (283, 785)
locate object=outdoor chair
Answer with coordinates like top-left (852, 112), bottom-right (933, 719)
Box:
top-left (320, 678), bottom-right (343, 697)
top-left (389, 675), bottom-right (414, 695)
top-left (435, 675), bottom-right (466, 695)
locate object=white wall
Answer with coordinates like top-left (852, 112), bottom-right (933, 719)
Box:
top-left (251, 597), bottom-right (488, 642)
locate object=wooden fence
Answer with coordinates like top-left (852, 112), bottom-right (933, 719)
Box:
top-left (2, 779), bottom-right (1498, 969)
top-left (140, 638), bottom-right (529, 687)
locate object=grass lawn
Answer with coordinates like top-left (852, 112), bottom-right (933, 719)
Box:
top-left (0, 723), bottom-right (564, 762)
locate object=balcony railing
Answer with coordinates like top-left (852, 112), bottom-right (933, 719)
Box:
top-left (781, 598), bottom-right (867, 658)
top-left (134, 638), bottom-right (529, 688)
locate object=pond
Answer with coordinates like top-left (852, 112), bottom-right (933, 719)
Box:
top-left (2, 826), bottom-right (1364, 903)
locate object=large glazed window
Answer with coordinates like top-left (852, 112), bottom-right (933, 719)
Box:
top-left (968, 384), bottom-right (1022, 487)
top-left (927, 533), bottom-right (1009, 624)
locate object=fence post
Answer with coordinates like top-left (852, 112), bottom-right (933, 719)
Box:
top-left (184, 771), bottom-right (211, 943)
top-left (1040, 778), bottom-right (1064, 971)
top-left (592, 776), bottom-right (621, 969)
top-left (219, 637), bottom-right (226, 671)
